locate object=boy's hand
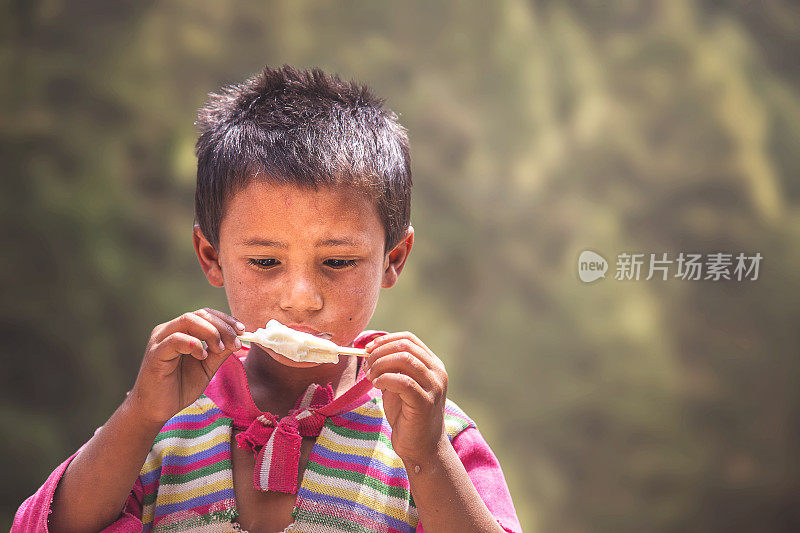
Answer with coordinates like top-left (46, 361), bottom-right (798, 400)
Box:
top-left (364, 332), bottom-right (448, 463)
top-left (128, 308), bottom-right (245, 426)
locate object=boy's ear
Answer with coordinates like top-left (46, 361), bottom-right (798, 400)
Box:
top-left (193, 225), bottom-right (224, 287)
top-left (382, 225), bottom-right (414, 288)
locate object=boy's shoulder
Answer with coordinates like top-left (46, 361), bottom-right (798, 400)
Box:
top-left (144, 394), bottom-right (231, 466)
top-left (443, 397), bottom-right (477, 438)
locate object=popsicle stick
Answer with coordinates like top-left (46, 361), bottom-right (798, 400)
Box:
top-left (332, 346), bottom-right (368, 357)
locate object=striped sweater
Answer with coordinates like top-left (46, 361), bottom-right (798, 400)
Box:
top-left (140, 389), bottom-right (473, 532)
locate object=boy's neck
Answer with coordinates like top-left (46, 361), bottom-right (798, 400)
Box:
top-left (242, 346), bottom-right (360, 416)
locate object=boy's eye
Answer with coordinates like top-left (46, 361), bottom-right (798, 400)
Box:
top-left (248, 258), bottom-right (279, 269)
top-left (324, 259), bottom-right (357, 269)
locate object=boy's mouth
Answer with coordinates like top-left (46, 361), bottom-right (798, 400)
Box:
top-left (287, 324), bottom-right (333, 340)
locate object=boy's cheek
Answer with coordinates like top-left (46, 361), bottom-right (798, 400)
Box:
top-left (225, 300), bottom-right (275, 331)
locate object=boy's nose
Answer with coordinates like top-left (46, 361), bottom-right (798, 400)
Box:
top-left (279, 269), bottom-right (323, 313)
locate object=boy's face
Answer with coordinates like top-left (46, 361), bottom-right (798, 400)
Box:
top-left (193, 180), bottom-right (412, 368)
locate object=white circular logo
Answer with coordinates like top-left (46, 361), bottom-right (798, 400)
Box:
top-left (578, 250), bottom-right (608, 283)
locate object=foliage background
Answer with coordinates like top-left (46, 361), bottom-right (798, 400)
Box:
top-left (2, 1), bottom-right (799, 531)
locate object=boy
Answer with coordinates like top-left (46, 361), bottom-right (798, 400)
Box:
top-left (14, 66), bottom-right (520, 533)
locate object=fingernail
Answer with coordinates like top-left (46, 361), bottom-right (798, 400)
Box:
top-left (218, 340), bottom-right (225, 351)
top-left (236, 322), bottom-right (245, 332)
top-left (366, 341), bottom-right (375, 350)
top-left (234, 338), bottom-right (242, 350)
top-left (202, 350), bottom-right (209, 359)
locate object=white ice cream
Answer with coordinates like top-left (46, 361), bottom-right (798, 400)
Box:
top-left (239, 319), bottom-right (340, 363)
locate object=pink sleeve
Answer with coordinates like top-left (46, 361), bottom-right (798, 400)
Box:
top-left (417, 427), bottom-right (522, 533)
top-left (12, 447), bottom-right (144, 532)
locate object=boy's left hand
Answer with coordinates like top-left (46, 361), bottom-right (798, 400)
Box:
top-left (364, 332), bottom-right (448, 463)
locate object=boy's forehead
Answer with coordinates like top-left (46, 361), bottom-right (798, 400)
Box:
top-left (219, 180), bottom-right (383, 248)
top-left (227, 179), bottom-right (373, 208)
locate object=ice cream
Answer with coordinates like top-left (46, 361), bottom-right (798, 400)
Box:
top-left (237, 319), bottom-right (365, 363)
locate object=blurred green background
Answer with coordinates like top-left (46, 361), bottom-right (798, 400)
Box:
top-left (2, 1), bottom-right (799, 531)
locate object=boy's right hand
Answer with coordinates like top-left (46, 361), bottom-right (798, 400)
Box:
top-left (128, 308), bottom-right (245, 426)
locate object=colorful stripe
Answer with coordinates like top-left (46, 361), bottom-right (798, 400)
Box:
top-left (140, 395), bottom-right (235, 532)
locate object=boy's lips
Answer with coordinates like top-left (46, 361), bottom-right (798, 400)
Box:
top-left (287, 324), bottom-right (333, 340)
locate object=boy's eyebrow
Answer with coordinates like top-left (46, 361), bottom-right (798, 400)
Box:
top-left (240, 238), bottom-right (287, 248)
top-left (239, 237), bottom-right (364, 248)
top-left (316, 237), bottom-right (363, 247)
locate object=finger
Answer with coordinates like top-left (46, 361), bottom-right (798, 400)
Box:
top-left (366, 352), bottom-right (438, 391)
top-left (366, 331), bottom-right (433, 355)
top-left (200, 346), bottom-right (234, 377)
top-left (365, 337), bottom-right (438, 371)
top-left (202, 307), bottom-right (246, 334)
top-left (370, 372), bottom-right (431, 409)
top-left (196, 308), bottom-right (242, 352)
top-left (155, 312), bottom-right (227, 354)
top-left (155, 332), bottom-right (208, 362)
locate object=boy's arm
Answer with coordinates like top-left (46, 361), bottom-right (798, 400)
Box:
top-left (365, 333), bottom-right (513, 533)
top-left (44, 308), bottom-right (243, 533)
top-left (47, 397), bottom-right (164, 533)
top-left (405, 436), bottom-right (509, 533)
top-left (412, 427), bottom-right (522, 533)
top-left (12, 444), bottom-right (143, 532)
